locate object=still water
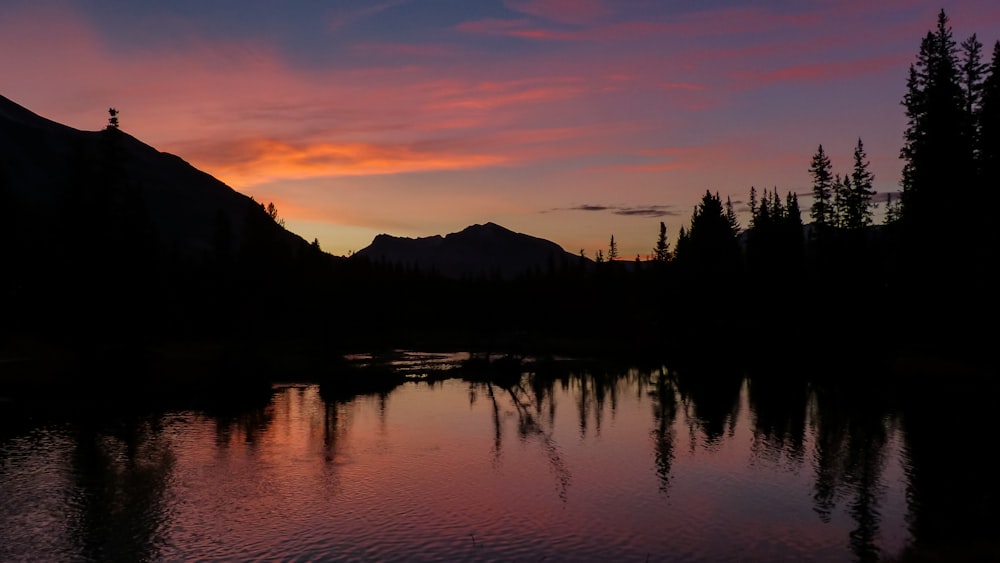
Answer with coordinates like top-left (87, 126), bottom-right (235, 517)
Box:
top-left (0, 357), bottom-right (978, 561)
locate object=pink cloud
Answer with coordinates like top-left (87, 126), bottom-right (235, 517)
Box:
top-left (731, 54), bottom-right (910, 88)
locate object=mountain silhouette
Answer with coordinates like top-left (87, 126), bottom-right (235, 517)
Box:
top-left (355, 222), bottom-right (585, 279)
top-left (0, 94), bottom-right (308, 259)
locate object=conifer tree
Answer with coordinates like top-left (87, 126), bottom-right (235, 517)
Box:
top-left (607, 234), bottom-right (619, 261)
top-left (961, 34), bottom-right (987, 153)
top-left (832, 174), bottom-right (848, 228)
top-left (808, 145), bottom-right (834, 228)
top-left (676, 191), bottom-right (741, 277)
top-left (653, 222), bottom-right (670, 262)
top-left (900, 10), bottom-right (974, 234)
top-left (846, 138), bottom-right (876, 230)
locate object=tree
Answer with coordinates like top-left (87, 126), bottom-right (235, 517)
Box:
top-left (884, 192), bottom-right (903, 225)
top-left (607, 234), bottom-right (619, 261)
top-left (832, 174), bottom-right (849, 228)
top-left (808, 145), bottom-right (835, 228)
top-left (746, 188), bottom-right (803, 277)
top-left (961, 34), bottom-right (987, 155)
top-left (653, 222), bottom-right (670, 262)
top-left (265, 201), bottom-right (286, 228)
top-left (107, 107), bottom-right (119, 130)
top-left (675, 191), bottom-right (741, 278)
top-left (724, 197), bottom-right (739, 236)
top-left (845, 138), bottom-right (876, 230)
top-left (900, 10), bottom-right (975, 237)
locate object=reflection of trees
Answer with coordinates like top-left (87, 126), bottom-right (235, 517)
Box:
top-left (808, 384), bottom-right (894, 563)
top-left (748, 375), bottom-right (808, 468)
top-left (486, 377), bottom-right (572, 501)
top-left (68, 416), bottom-right (174, 562)
top-left (213, 402), bottom-right (275, 449)
top-left (673, 367), bottom-right (743, 447)
top-left (649, 367), bottom-right (677, 493)
top-left (901, 383), bottom-right (999, 558)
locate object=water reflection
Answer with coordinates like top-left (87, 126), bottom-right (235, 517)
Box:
top-left (1, 361), bottom-right (992, 561)
top-left (69, 417), bottom-right (174, 562)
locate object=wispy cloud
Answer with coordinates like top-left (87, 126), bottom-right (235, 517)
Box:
top-left (545, 204), bottom-right (679, 218)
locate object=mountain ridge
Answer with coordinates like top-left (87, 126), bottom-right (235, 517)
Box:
top-left (355, 221), bottom-right (586, 279)
top-left (0, 94), bottom-right (308, 259)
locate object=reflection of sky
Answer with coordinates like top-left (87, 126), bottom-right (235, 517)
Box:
top-left (4, 1), bottom-right (997, 257)
top-left (0, 377), bottom-right (911, 561)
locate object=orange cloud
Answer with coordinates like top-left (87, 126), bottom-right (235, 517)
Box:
top-left (181, 138), bottom-right (508, 187)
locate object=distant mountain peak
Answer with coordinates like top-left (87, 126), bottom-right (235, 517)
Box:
top-left (355, 223), bottom-right (581, 279)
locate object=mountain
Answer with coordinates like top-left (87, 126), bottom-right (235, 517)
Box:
top-left (1, 94), bottom-right (334, 345)
top-left (0, 94), bottom-right (308, 260)
top-left (354, 222), bottom-right (585, 279)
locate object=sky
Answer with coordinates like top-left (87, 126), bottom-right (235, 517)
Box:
top-left (3, 1), bottom-right (999, 258)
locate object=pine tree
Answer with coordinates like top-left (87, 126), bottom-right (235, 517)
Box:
top-left (884, 192), bottom-right (903, 225)
top-left (808, 145), bottom-right (835, 228)
top-left (676, 191), bottom-right (741, 278)
top-left (653, 222), bottom-right (670, 262)
top-left (961, 34), bottom-right (987, 154)
top-left (846, 138), bottom-right (876, 230)
top-left (832, 174), bottom-right (848, 228)
top-left (607, 234), bottom-right (619, 261)
top-left (724, 196), bottom-right (740, 238)
top-left (900, 10), bottom-right (974, 235)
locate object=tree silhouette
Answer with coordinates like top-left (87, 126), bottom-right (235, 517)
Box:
top-left (265, 201), bottom-right (285, 228)
top-left (809, 145), bottom-right (835, 230)
top-left (607, 234), bottom-right (619, 261)
top-left (675, 191), bottom-right (741, 279)
top-left (844, 138), bottom-right (876, 230)
top-left (653, 222), bottom-right (670, 262)
top-left (107, 108), bottom-right (119, 130)
top-left (900, 10), bottom-right (975, 242)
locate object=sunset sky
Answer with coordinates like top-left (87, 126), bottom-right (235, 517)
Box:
top-left (3, 1), bottom-right (999, 258)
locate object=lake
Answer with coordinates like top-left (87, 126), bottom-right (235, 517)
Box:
top-left (0, 352), bottom-right (994, 561)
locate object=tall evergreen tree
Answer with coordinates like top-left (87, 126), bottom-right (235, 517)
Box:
top-left (808, 145), bottom-right (835, 228)
top-left (653, 222), bottom-right (670, 262)
top-left (832, 174), bottom-right (849, 228)
top-left (900, 10), bottom-right (974, 236)
top-left (675, 191), bottom-right (742, 278)
top-left (961, 34), bottom-right (987, 157)
top-left (607, 234), bottom-right (619, 261)
top-left (845, 138), bottom-right (876, 230)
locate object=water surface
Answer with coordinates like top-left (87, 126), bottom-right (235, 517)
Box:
top-left (0, 360), bottom-right (969, 561)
